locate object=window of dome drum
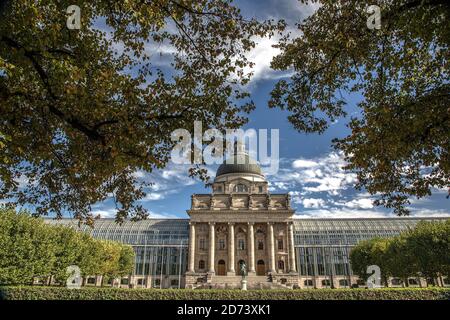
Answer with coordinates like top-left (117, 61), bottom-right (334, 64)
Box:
top-left (234, 184), bottom-right (248, 193)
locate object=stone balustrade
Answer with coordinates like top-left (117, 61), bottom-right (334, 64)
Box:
top-left (191, 194), bottom-right (291, 211)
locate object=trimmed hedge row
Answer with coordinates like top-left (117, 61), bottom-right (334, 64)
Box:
top-left (1, 286), bottom-right (449, 300)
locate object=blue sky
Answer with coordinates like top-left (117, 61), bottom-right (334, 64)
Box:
top-left (89, 0), bottom-right (449, 219)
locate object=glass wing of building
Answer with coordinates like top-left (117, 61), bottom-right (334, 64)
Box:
top-left (293, 217), bottom-right (447, 284)
top-left (47, 219), bottom-right (190, 287)
top-left (47, 216), bottom-right (447, 288)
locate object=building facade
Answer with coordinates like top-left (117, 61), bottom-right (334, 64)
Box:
top-left (184, 149), bottom-right (298, 288)
top-left (49, 149), bottom-right (449, 289)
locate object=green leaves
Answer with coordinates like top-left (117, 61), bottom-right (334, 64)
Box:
top-left (0, 1), bottom-right (280, 223)
top-left (270, 0), bottom-right (450, 214)
top-left (0, 207), bottom-right (135, 285)
top-left (350, 220), bottom-right (450, 281)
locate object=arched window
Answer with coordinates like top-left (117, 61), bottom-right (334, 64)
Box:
top-left (198, 260), bottom-right (205, 270)
top-left (233, 184), bottom-right (248, 193)
top-left (278, 260), bottom-right (284, 270)
top-left (322, 279), bottom-right (331, 287)
top-left (304, 279), bottom-right (313, 287)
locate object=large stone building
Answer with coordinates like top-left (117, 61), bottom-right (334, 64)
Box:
top-left (185, 149), bottom-right (298, 288)
top-left (49, 149), bottom-right (449, 289)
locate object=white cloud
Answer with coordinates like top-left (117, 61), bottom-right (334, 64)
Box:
top-left (243, 36), bottom-right (292, 82)
top-left (408, 208), bottom-right (450, 217)
top-left (132, 170), bottom-right (146, 179)
top-left (292, 159), bottom-right (319, 168)
top-left (268, 181), bottom-right (293, 191)
top-left (341, 198), bottom-right (374, 209)
top-left (91, 208), bottom-right (117, 218)
top-left (302, 198), bottom-right (326, 209)
top-left (272, 152), bottom-right (357, 197)
top-left (142, 193), bottom-right (165, 201)
top-left (295, 209), bottom-right (390, 219)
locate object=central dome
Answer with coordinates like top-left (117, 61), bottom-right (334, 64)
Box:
top-left (216, 153), bottom-right (262, 177)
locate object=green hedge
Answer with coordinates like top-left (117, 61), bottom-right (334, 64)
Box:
top-left (1, 286), bottom-right (449, 300)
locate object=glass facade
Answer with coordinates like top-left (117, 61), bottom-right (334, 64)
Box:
top-left (48, 217), bottom-right (447, 285)
top-left (47, 219), bottom-right (189, 280)
top-left (293, 217), bottom-right (446, 279)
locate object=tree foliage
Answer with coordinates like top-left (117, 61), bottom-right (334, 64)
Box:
top-left (270, 0), bottom-right (449, 214)
top-left (0, 207), bottom-right (135, 285)
top-left (405, 220), bottom-right (450, 279)
top-left (349, 237), bottom-right (392, 285)
top-left (0, 0), bottom-right (282, 223)
top-left (350, 220), bottom-right (450, 283)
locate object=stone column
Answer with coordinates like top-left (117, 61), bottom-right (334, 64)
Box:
top-left (288, 222), bottom-right (297, 272)
top-left (248, 223), bottom-right (255, 274)
top-left (227, 223), bottom-right (235, 275)
top-left (188, 222), bottom-right (196, 273)
top-left (268, 223), bottom-right (276, 273)
top-left (208, 222), bottom-right (215, 274)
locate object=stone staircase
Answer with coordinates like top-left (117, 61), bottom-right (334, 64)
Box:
top-left (194, 275), bottom-right (290, 289)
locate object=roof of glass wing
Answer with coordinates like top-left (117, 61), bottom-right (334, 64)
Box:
top-left (45, 219), bottom-right (189, 246)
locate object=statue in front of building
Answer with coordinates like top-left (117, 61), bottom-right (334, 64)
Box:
top-left (240, 262), bottom-right (247, 291)
top-left (240, 262), bottom-right (247, 279)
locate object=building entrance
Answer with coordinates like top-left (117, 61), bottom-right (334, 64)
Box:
top-left (256, 260), bottom-right (265, 276)
top-left (217, 260), bottom-right (226, 275)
